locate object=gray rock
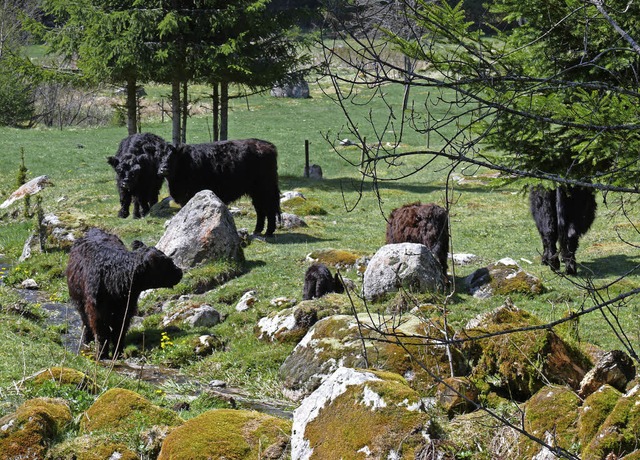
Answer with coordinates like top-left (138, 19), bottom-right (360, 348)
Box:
top-left (270, 79), bottom-right (310, 98)
top-left (280, 213), bottom-right (307, 230)
top-left (280, 191), bottom-right (305, 203)
top-left (20, 278), bottom-right (38, 290)
top-left (578, 350), bottom-right (636, 397)
top-left (156, 190), bottom-right (244, 269)
top-left (304, 164), bottom-right (323, 179)
top-left (163, 304), bottom-right (222, 328)
top-left (235, 290), bottom-right (257, 312)
top-left (362, 243), bottom-right (446, 300)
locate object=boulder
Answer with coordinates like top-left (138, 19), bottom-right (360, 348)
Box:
top-left (291, 367), bottom-right (436, 460)
top-left (270, 79), bottom-right (310, 98)
top-left (304, 164), bottom-right (323, 179)
top-left (156, 190), bottom-right (244, 269)
top-left (363, 243), bottom-right (446, 300)
top-left (235, 290), bottom-right (257, 312)
top-left (162, 304), bottom-right (222, 328)
top-left (280, 313), bottom-right (467, 401)
top-left (459, 300), bottom-right (591, 400)
top-left (578, 384), bottom-right (622, 452)
top-left (29, 367), bottom-right (99, 394)
top-left (281, 190), bottom-right (305, 203)
top-left (80, 388), bottom-right (182, 434)
top-left (578, 349), bottom-right (636, 398)
top-left (436, 377), bottom-right (479, 417)
top-left (20, 212), bottom-right (82, 260)
top-left (0, 398), bottom-right (72, 459)
top-left (465, 258), bottom-right (544, 298)
top-left (158, 409), bottom-right (291, 459)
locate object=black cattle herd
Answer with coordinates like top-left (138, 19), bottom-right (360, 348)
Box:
top-left (61, 132), bottom-right (597, 359)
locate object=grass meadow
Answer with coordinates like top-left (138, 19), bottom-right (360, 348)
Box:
top-left (0, 77), bottom-right (639, 414)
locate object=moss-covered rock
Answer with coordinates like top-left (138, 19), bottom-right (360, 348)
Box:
top-left (80, 388), bottom-right (182, 434)
top-left (0, 397), bottom-right (72, 459)
top-left (465, 258), bottom-right (544, 298)
top-left (282, 195), bottom-right (327, 216)
top-left (306, 248), bottom-right (369, 272)
top-left (280, 313), bottom-right (467, 400)
top-left (583, 383), bottom-right (640, 459)
top-left (255, 295), bottom-right (353, 344)
top-left (578, 384), bottom-right (621, 451)
top-left (292, 367), bottom-right (438, 460)
top-left (518, 386), bottom-right (581, 458)
top-left (157, 408), bottom-right (291, 460)
top-left (460, 302), bottom-right (591, 400)
top-left (30, 367), bottom-right (99, 394)
top-left (436, 377), bottom-right (479, 417)
top-left (46, 435), bottom-right (139, 460)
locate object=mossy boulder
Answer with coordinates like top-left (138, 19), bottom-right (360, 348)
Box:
top-left (518, 385), bottom-right (581, 458)
top-left (281, 195), bottom-right (327, 216)
top-left (46, 435), bottom-right (139, 460)
top-left (255, 296), bottom-right (352, 343)
top-left (582, 383), bottom-right (640, 459)
top-left (280, 313), bottom-right (467, 400)
top-left (80, 388), bottom-right (182, 434)
top-left (292, 367), bottom-right (438, 460)
top-left (465, 258), bottom-right (544, 298)
top-left (157, 409), bottom-right (291, 460)
top-left (578, 384), bottom-right (621, 451)
top-left (459, 301), bottom-right (591, 400)
top-left (30, 367), bottom-right (99, 394)
top-left (436, 377), bottom-right (479, 417)
top-left (0, 397), bottom-right (72, 459)
top-left (306, 247), bottom-right (369, 272)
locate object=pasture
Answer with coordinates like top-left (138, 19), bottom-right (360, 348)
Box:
top-left (0, 78), bottom-right (638, 411)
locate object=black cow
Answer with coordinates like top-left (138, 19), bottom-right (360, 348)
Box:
top-left (158, 139), bottom-right (281, 236)
top-left (529, 185), bottom-right (597, 275)
top-left (66, 228), bottom-right (182, 359)
top-left (386, 202), bottom-right (450, 273)
top-left (108, 132), bottom-right (168, 218)
top-left (302, 263), bottom-right (344, 300)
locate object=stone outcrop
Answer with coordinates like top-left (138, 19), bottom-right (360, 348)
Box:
top-left (156, 190), bottom-right (244, 269)
top-left (363, 243), bottom-right (446, 300)
top-left (291, 367), bottom-right (435, 460)
top-left (578, 349), bottom-right (636, 398)
top-left (280, 313), bottom-right (467, 401)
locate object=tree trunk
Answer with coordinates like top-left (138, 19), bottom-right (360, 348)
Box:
top-left (126, 77), bottom-right (137, 136)
top-left (171, 79), bottom-right (181, 146)
top-left (220, 81), bottom-right (229, 141)
top-left (181, 81), bottom-right (188, 144)
top-left (212, 83), bottom-right (219, 141)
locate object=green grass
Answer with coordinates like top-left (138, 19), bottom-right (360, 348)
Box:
top-left (0, 78), bottom-right (639, 418)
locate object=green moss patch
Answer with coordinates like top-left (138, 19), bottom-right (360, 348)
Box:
top-left (46, 434), bottom-right (139, 460)
top-left (578, 384), bottom-right (621, 451)
top-left (158, 408), bottom-right (291, 460)
top-left (282, 196), bottom-right (327, 216)
top-left (0, 397), bottom-right (72, 459)
top-left (519, 386), bottom-right (581, 458)
top-left (80, 388), bottom-right (182, 434)
top-left (461, 304), bottom-right (590, 400)
top-left (583, 384), bottom-right (640, 459)
top-left (31, 367), bottom-right (99, 394)
top-left (306, 248), bottom-right (368, 270)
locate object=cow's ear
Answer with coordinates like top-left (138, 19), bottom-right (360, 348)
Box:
top-left (131, 240), bottom-right (146, 250)
top-left (107, 156), bottom-right (118, 167)
top-left (131, 163), bottom-right (141, 172)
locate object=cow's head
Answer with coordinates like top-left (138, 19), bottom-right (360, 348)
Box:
top-left (157, 144), bottom-right (183, 179)
top-left (108, 154), bottom-right (142, 191)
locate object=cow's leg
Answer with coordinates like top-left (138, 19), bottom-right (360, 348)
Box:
top-left (132, 197), bottom-right (142, 219)
top-left (560, 224), bottom-right (580, 275)
top-left (530, 187), bottom-right (560, 270)
top-left (118, 189), bottom-right (131, 218)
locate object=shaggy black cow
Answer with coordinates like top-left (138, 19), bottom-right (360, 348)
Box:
top-left (157, 139), bottom-right (281, 236)
top-left (66, 228), bottom-right (182, 359)
top-left (302, 263), bottom-right (344, 300)
top-left (108, 132), bottom-right (168, 218)
top-left (529, 185), bottom-right (597, 275)
top-left (386, 202), bottom-right (450, 273)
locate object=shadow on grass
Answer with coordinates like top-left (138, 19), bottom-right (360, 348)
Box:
top-left (580, 255), bottom-right (640, 279)
top-left (266, 232), bottom-right (334, 245)
top-left (280, 175), bottom-right (497, 196)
